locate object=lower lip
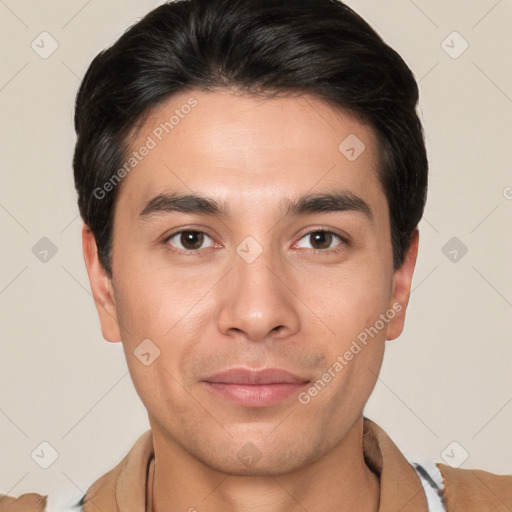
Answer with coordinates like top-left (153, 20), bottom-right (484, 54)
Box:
top-left (202, 382), bottom-right (309, 407)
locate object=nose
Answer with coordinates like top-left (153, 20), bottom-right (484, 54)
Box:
top-left (216, 242), bottom-right (300, 343)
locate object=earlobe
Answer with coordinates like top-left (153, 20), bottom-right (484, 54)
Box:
top-left (386, 229), bottom-right (419, 341)
top-left (81, 224), bottom-right (122, 343)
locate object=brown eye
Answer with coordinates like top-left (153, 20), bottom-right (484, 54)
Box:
top-left (310, 231), bottom-right (333, 250)
top-left (296, 230), bottom-right (345, 252)
top-left (165, 230), bottom-right (213, 252)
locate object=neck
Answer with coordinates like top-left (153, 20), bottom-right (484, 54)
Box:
top-left (150, 417), bottom-right (380, 512)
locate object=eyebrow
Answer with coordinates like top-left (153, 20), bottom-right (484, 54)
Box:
top-left (139, 190), bottom-right (373, 221)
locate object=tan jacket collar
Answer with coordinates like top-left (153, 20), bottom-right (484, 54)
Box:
top-left (82, 417), bottom-right (429, 512)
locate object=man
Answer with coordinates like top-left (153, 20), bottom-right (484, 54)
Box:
top-left (1, 0), bottom-right (510, 510)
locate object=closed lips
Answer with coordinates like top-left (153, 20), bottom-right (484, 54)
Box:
top-left (202, 368), bottom-right (310, 385)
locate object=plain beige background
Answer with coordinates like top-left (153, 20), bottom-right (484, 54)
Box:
top-left (1, 0), bottom-right (511, 505)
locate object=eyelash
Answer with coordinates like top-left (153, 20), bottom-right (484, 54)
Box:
top-left (162, 228), bottom-right (349, 255)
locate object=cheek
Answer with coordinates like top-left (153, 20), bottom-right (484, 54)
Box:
top-left (303, 268), bottom-right (391, 404)
top-left (307, 263), bottom-right (393, 340)
top-left (113, 278), bottom-right (192, 415)
top-left (112, 251), bottom-right (185, 340)
top-left (112, 254), bottom-right (210, 388)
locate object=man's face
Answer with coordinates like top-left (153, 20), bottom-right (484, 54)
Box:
top-left (84, 88), bottom-right (416, 475)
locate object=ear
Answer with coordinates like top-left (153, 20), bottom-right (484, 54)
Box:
top-left (82, 224), bottom-right (122, 343)
top-left (386, 229), bottom-right (419, 341)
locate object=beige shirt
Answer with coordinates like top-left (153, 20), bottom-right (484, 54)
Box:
top-left (1, 418), bottom-right (511, 511)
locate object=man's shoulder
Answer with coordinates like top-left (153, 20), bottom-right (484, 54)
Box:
top-left (437, 463), bottom-right (512, 511)
top-left (0, 492), bottom-right (49, 511)
top-left (0, 491), bottom-right (84, 512)
top-left (0, 430), bottom-right (151, 512)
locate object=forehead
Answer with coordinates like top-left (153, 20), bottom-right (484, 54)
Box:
top-left (116, 88), bottom-right (385, 220)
